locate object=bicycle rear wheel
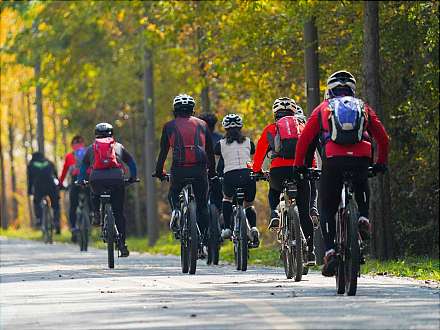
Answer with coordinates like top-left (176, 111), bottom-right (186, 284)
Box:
top-left (239, 210), bottom-right (248, 271)
top-left (79, 212), bottom-right (90, 252)
top-left (282, 212), bottom-right (294, 279)
top-left (105, 204), bottom-right (115, 269)
top-left (188, 201), bottom-right (198, 275)
top-left (336, 213), bottom-right (346, 294)
top-left (288, 205), bottom-right (303, 282)
top-left (345, 201), bottom-right (360, 296)
top-left (207, 204), bottom-right (221, 266)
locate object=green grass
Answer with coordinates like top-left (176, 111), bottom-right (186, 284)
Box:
top-left (1, 227), bottom-right (438, 282)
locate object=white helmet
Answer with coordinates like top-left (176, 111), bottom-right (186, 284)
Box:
top-left (272, 97), bottom-right (296, 113)
top-left (294, 104), bottom-right (307, 123)
top-left (222, 113), bottom-right (243, 129)
top-left (173, 94), bottom-right (195, 112)
top-left (326, 70), bottom-right (356, 98)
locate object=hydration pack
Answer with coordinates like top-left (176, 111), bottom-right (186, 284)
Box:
top-left (273, 116), bottom-right (301, 159)
top-left (327, 96), bottom-right (367, 145)
top-left (92, 137), bottom-right (121, 170)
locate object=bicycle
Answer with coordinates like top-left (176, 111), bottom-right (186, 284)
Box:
top-left (258, 169), bottom-right (320, 281)
top-left (335, 167), bottom-right (375, 296)
top-left (206, 190), bottom-right (221, 266)
top-left (228, 172), bottom-right (260, 272)
top-left (41, 196), bottom-right (54, 244)
top-left (78, 178), bottom-right (138, 269)
top-left (154, 174), bottom-right (200, 274)
top-left (75, 187), bottom-right (91, 252)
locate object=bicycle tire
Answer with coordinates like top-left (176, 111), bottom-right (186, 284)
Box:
top-left (336, 212), bottom-right (346, 294)
top-left (105, 204), bottom-right (115, 269)
top-left (207, 204), bottom-right (221, 265)
top-left (188, 201), bottom-right (198, 275)
top-left (289, 205), bottom-right (303, 282)
top-left (79, 212), bottom-right (90, 252)
top-left (239, 208), bottom-right (248, 271)
top-left (282, 212), bottom-right (294, 279)
top-left (345, 200), bottom-right (360, 296)
top-left (41, 203), bottom-right (48, 244)
top-left (44, 204), bottom-right (53, 244)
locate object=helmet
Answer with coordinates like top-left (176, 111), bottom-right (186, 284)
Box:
top-left (272, 97), bottom-right (296, 113)
top-left (222, 114), bottom-right (243, 129)
top-left (173, 94), bottom-right (195, 113)
top-left (95, 122), bottom-right (113, 138)
top-left (198, 112), bottom-right (218, 129)
top-left (326, 70), bottom-right (356, 98)
top-left (294, 104), bottom-right (307, 123)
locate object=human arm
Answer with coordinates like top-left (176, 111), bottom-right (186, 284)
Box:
top-left (78, 147), bottom-right (92, 181)
top-left (155, 125), bottom-right (170, 176)
top-left (252, 126), bottom-right (270, 172)
top-left (294, 107), bottom-right (321, 166)
top-left (58, 153), bottom-right (74, 185)
top-left (27, 164), bottom-right (33, 195)
top-left (205, 128), bottom-right (216, 177)
top-left (250, 140), bottom-right (256, 155)
top-left (366, 106), bottom-right (390, 164)
top-left (120, 145), bottom-right (137, 178)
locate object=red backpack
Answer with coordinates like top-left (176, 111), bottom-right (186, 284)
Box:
top-left (273, 116), bottom-right (301, 159)
top-left (92, 137), bottom-right (121, 170)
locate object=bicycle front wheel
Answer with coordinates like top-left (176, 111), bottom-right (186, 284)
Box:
top-left (207, 204), bottom-right (221, 266)
top-left (79, 212), bottom-right (90, 252)
top-left (188, 201), bottom-right (198, 275)
top-left (288, 205), bottom-right (303, 282)
top-left (105, 204), bottom-right (115, 269)
top-left (336, 212), bottom-right (346, 295)
top-left (345, 200), bottom-right (360, 296)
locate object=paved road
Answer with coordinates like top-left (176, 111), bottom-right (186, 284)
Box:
top-left (0, 237), bottom-right (439, 330)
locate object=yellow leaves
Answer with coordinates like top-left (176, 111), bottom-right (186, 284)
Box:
top-left (147, 23), bottom-right (158, 32)
top-left (117, 10), bottom-right (125, 22)
top-left (38, 22), bottom-right (48, 31)
top-left (139, 17), bottom-right (148, 25)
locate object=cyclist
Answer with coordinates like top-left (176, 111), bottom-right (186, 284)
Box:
top-left (59, 135), bottom-right (91, 242)
top-left (154, 94), bottom-right (216, 242)
top-left (198, 112), bottom-right (223, 213)
top-left (214, 114), bottom-right (259, 244)
top-left (253, 97), bottom-right (317, 264)
top-left (293, 70), bottom-right (389, 276)
top-left (27, 152), bottom-right (60, 233)
top-left (78, 123), bottom-right (138, 257)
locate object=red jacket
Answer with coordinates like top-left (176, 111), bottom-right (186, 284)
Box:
top-left (253, 122), bottom-right (302, 172)
top-left (294, 100), bottom-right (389, 166)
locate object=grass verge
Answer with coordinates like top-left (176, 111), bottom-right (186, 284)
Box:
top-left (1, 227), bottom-right (438, 282)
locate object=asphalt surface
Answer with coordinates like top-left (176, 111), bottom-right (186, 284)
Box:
top-left (0, 237), bottom-right (439, 330)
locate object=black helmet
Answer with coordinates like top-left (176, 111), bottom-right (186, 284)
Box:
top-left (95, 123), bottom-right (113, 138)
top-left (198, 112), bottom-right (218, 129)
top-left (326, 70), bottom-right (356, 98)
top-left (173, 94), bottom-right (195, 114)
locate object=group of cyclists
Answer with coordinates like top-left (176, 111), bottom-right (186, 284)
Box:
top-left (27, 69), bottom-right (389, 277)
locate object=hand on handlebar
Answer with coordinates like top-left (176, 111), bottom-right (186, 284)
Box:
top-left (371, 163), bottom-right (388, 175)
top-left (127, 177), bottom-right (140, 184)
top-left (152, 172), bottom-right (169, 182)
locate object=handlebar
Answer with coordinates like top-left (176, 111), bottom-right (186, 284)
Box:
top-left (75, 178), bottom-right (140, 187)
top-left (152, 173), bottom-right (170, 182)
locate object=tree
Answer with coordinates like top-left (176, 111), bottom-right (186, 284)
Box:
top-left (362, 1), bottom-right (393, 260)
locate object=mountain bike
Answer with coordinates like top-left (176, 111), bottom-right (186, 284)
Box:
top-left (154, 174), bottom-right (201, 274)
top-left (76, 187), bottom-right (91, 252)
top-left (258, 169), bottom-right (320, 281)
top-left (206, 191), bottom-right (221, 266)
top-left (79, 178), bottom-right (138, 269)
top-left (41, 196), bottom-right (54, 244)
top-left (335, 167), bottom-right (375, 296)
top-left (230, 173), bottom-right (260, 272)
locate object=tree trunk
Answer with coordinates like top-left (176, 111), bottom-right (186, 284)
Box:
top-left (304, 17), bottom-right (321, 114)
top-left (362, 1), bottom-right (393, 260)
top-left (130, 111), bottom-right (142, 235)
top-left (8, 106), bottom-right (18, 222)
top-left (35, 58), bottom-right (45, 155)
top-left (26, 93), bottom-right (35, 154)
top-left (51, 104), bottom-right (58, 169)
top-left (0, 109), bottom-right (8, 229)
top-left (304, 17), bottom-right (325, 264)
top-left (22, 93), bottom-right (34, 227)
top-left (143, 47), bottom-right (158, 246)
top-left (197, 20), bottom-right (210, 113)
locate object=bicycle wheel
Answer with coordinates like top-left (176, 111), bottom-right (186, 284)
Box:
top-left (105, 204), bottom-right (115, 269)
top-left (336, 213), bottom-right (346, 294)
top-left (233, 210), bottom-right (241, 270)
top-left (238, 209), bottom-right (248, 271)
top-left (188, 201), bottom-right (198, 275)
top-left (288, 205), bottom-right (303, 282)
top-left (207, 204), bottom-right (221, 266)
top-left (281, 212), bottom-right (294, 279)
top-left (79, 212), bottom-right (90, 252)
top-left (345, 200), bottom-right (360, 296)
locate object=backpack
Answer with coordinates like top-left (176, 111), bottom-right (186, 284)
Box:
top-left (92, 137), bottom-right (121, 170)
top-left (171, 117), bottom-right (207, 166)
top-left (327, 96), bottom-right (367, 145)
top-left (72, 147), bottom-right (87, 175)
top-left (273, 116), bottom-right (301, 159)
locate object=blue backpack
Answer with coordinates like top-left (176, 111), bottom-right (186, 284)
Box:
top-left (328, 96), bottom-right (366, 145)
